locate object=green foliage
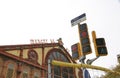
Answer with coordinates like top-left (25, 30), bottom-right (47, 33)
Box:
top-left (98, 65), bottom-right (120, 78)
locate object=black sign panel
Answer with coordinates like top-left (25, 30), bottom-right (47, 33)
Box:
top-left (96, 38), bottom-right (105, 46)
top-left (97, 47), bottom-right (108, 55)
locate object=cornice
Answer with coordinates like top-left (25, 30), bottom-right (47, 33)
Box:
top-left (0, 43), bottom-right (59, 51)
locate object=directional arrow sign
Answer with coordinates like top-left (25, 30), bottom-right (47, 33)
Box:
top-left (83, 69), bottom-right (91, 78)
top-left (71, 13), bottom-right (86, 26)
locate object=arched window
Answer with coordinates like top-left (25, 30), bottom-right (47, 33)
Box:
top-left (6, 63), bottom-right (14, 78)
top-left (46, 48), bottom-right (76, 78)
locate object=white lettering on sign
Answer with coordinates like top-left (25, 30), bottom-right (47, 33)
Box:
top-left (30, 39), bottom-right (55, 44)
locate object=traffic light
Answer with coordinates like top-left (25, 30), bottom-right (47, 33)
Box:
top-left (96, 38), bottom-right (108, 56)
top-left (78, 23), bottom-right (92, 55)
top-left (71, 43), bottom-right (82, 60)
top-left (92, 31), bottom-right (108, 56)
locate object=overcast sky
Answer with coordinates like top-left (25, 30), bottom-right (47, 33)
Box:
top-left (0, 0), bottom-right (120, 77)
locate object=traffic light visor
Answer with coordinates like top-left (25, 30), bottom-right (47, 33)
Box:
top-left (96, 38), bottom-right (105, 46)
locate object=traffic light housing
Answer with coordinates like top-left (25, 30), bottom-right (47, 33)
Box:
top-left (71, 43), bottom-right (82, 60)
top-left (92, 31), bottom-right (108, 56)
top-left (78, 23), bottom-right (92, 55)
top-left (95, 38), bottom-right (108, 56)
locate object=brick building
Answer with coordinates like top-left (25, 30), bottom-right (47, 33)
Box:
top-left (0, 41), bottom-right (82, 78)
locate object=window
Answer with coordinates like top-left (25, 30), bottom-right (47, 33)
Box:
top-left (34, 72), bottom-right (39, 78)
top-left (62, 67), bottom-right (68, 78)
top-left (23, 72), bottom-right (28, 78)
top-left (22, 67), bottom-right (29, 78)
top-left (46, 49), bottom-right (75, 78)
top-left (6, 63), bottom-right (14, 78)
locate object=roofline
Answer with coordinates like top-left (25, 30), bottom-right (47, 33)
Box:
top-left (0, 43), bottom-right (59, 51)
top-left (0, 43), bottom-right (77, 67)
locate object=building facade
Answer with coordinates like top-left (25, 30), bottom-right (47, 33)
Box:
top-left (0, 41), bottom-right (82, 78)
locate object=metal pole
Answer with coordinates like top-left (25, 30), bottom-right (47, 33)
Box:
top-left (79, 55), bottom-right (86, 78)
top-left (78, 23), bottom-right (85, 78)
top-left (48, 59), bottom-right (51, 78)
top-left (86, 56), bottom-right (100, 65)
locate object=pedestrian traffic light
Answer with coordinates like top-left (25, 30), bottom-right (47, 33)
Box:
top-left (71, 43), bottom-right (82, 60)
top-left (78, 23), bottom-right (92, 55)
top-left (96, 38), bottom-right (108, 56)
top-left (92, 31), bottom-right (108, 57)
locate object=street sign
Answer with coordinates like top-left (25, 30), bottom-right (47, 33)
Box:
top-left (71, 13), bottom-right (86, 26)
top-left (83, 69), bottom-right (91, 78)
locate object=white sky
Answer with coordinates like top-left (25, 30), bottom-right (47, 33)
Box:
top-left (0, 0), bottom-right (120, 77)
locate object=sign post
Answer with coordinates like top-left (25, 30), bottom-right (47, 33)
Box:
top-left (70, 13), bottom-right (108, 78)
top-left (71, 13), bottom-right (92, 56)
top-left (71, 13), bottom-right (88, 78)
